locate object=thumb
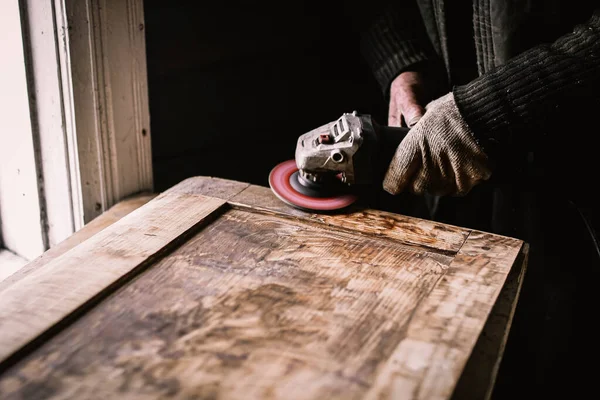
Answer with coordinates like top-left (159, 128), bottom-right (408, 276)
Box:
top-left (403, 104), bottom-right (425, 128)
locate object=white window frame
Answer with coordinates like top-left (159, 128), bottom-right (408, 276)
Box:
top-left (1, 0), bottom-right (152, 261)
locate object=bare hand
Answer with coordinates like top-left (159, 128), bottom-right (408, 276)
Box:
top-left (388, 70), bottom-right (431, 128)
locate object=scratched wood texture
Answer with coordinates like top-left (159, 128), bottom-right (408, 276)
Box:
top-left (0, 177), bottom-right (525, 400)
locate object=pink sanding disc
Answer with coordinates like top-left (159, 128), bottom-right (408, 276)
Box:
top-left (269, 160), bottom-right (358, 211)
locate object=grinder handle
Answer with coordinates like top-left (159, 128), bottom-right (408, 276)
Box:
top-left (371, 123), bottom-right (411, 181)
top-left (376, 125), bottom-right (411, 149)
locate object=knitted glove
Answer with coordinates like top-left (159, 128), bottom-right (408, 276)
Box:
top-left (383, 92), bottom-right (492, 196)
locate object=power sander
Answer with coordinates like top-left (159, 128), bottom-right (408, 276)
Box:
top-left (269, 111), bottom-right (409, 212)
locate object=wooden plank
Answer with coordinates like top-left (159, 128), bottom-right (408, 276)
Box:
top-left (164, 176), bottom-right (250, 199)
top-left (0, 193), bottom-right (157, 290)
top-left (230, 184), bottom-right (470, 254)
top-left (363, 231), bottom-right (523, 400)
top-left (451, 243), bottom-right (529, 400)
top-left (0, 192), bottom-right (226, 368)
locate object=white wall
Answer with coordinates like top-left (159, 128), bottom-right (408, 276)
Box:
top-left (0, 0), bottom-right (45, 260)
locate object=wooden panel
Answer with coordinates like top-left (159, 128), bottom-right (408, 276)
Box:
top-left (0, 207), bottom-right (522, 399)
top-left (364, 232), bottom-right (523, 400)
top-left (0, 192), bottom-right (226, 367)
top-left (452, 243), bottom-right (529, 400)
top-left (165, 176), bottom-right (250, 199)
top-left (230, 185), bottom-right (470, 254)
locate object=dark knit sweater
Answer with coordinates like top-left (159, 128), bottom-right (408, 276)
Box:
top-left (359, 1), bottom-right (600, 172)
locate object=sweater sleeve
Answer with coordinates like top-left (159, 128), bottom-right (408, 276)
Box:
top-left (359, 1), bottom-right (439, 93)
top-left (453, 9), bottom-right (600, 157)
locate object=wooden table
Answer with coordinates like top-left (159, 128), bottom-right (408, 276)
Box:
top-left (0, 177), bottom-right (528, 400)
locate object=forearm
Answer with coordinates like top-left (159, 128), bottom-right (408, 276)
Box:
top-left (454, 10), bottom-right (600, 156)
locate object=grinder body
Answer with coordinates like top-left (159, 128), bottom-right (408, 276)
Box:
top-left (294, 111), bottom-right (409, 187)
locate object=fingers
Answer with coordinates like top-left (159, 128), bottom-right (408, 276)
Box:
top-left (389, 70), bottom-right (429, 128)
top-left (388, 95), bottom-right (425, 128)
top-left (403, 104), bottom-right (425, 127)
top-left (453, 161), bottom-right (492, 196)
top-left (382, 136), bottom-right (421, 195)
top-left (412, 171), bottom-right (454, 196)
top-left (388, 95), bottom-right (401, 126)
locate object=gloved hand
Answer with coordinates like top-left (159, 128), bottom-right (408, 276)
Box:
top-left (383, 92), bottom-right (492, 196)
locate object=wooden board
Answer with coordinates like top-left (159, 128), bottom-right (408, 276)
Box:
top-left (452, 243), bottom-right (528, 400)
top-left (0, 177), bottom-right (525, 399)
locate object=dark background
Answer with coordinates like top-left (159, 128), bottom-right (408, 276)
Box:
top-left (143, 1), bottom-right (387, 193)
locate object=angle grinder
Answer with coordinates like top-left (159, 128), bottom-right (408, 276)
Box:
top-left (269, 111), bottom-right (409, 212)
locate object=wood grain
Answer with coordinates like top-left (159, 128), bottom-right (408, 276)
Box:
top-left (0, 192), bottom-right (226, 368)
top-left (155, 178), bottom-right (469, 255)
top-left (364, 232), bottom-right (523, 400)
top-left (160, 177), bottom-right (469, 256)
top-left (230, 185), bottom-right (470, 254)
top-left (0, 210), bottom-right (522, 400)
top-left (165, 176), bottom-right (250, 199)
top-left (451, 243), bottom-right (529, 400)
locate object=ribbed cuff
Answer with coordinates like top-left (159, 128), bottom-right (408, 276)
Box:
top-left (453, 64), bottom-right (521, 130)
top-left (453, 72), bottom-right (516, 158)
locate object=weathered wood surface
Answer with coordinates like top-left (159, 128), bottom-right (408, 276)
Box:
top-left (0, 192), bottom-right (226, 366)
top-left (0, 178), bottom-right (247, 292)
top-left (0, 177), bottom-right (526, 399)
top-left (452, 244), bottom-right (529, 400)
top-left (363, 232), bottom-right (522, 400)
top-left (230, 185), bottom-right (470, 254)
